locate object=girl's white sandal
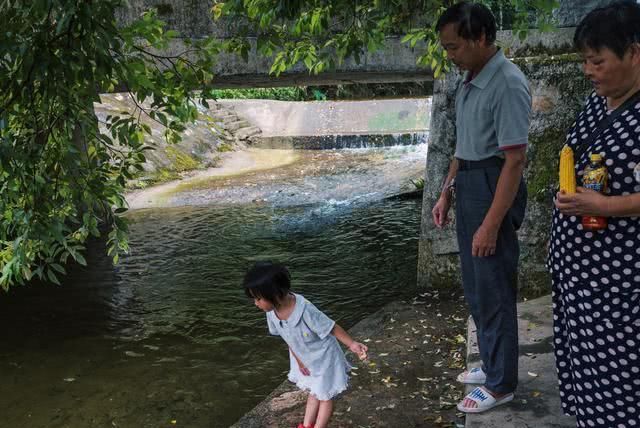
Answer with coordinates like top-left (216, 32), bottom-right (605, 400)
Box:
top-left (456, 386), bottom-right (514, 413)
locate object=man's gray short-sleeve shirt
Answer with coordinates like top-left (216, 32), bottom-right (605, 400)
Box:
top-left (454, 49), bottom-right (532, 161)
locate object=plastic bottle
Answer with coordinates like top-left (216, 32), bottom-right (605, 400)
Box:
top-left (581, 153), bottom-right (608, 231)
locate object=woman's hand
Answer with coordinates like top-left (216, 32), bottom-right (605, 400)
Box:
top-left (348, 341), bottom-right (369, 360)
top-left (555, 187), bottom-right (610, 216)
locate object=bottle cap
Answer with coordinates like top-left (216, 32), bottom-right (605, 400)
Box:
top-left (590, 153), bottom-right (603, 162)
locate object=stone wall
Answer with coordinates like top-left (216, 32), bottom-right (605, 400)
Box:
top-left (553, 0), bottom-right (621, 27)
top-left (417, 31), bottom-right (592, 295)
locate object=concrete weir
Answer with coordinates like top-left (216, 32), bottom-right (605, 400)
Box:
top-left (220, 99), bottom-right (431, 134)
top-left (219, 98), bottom-right (432, 149)
top-left (255, 133), bottom-right (427, 150)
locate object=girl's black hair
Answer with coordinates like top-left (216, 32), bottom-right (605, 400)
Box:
top-left (243, 261), bottom-right (291, 304)
top-left (574, 1), bottom-right (640, 59)
top-left (435, 2), bottom-right (497, 45)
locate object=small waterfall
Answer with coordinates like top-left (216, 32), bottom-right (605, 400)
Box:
top-left (254, 132), bottom-right (429, 150)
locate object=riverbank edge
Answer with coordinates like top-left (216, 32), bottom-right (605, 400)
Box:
top-left (228, 302), bottom-right (395, 428)
top-left (124, 147), bottom-right (303, 210)
top-left (230, 290), bottom-right (469, 428)
top-left (230, 294), bottom-right (578, 428)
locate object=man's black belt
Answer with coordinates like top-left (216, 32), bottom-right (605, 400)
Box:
top-left (456, 156), bottom-right (504, 171)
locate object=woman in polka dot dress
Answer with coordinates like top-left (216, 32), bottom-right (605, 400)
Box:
top-left (548, 2), bottom-right (640, 427)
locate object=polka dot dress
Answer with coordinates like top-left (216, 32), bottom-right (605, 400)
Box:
top-left (548, 92), bottom-right (640, 427)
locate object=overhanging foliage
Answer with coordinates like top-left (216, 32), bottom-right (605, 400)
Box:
top-left (213, 0), bottom-right (559, 78)
top-left (0, 0), bottom-right (219, 289)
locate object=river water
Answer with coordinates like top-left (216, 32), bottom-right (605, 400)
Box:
top-left (0, 142), bottom-right (428, 427)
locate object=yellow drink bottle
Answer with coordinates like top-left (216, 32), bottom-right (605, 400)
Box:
top-left (581, 153), bottom-right (608, 231)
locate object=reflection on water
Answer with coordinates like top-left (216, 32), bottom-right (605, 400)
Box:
top-left (0, 197), bottom-right (423, 427)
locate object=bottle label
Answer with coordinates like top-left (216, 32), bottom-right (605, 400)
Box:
top-left (584, 182), bottom-right (604, 192)
top-left (582, 165), bottom-right (607, 193)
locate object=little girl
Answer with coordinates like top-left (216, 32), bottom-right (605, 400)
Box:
top-left (243, 261), bottom-right (368, 428)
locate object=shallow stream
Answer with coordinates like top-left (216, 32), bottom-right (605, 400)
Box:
top-left (0, 141), bottom-right (429, 427)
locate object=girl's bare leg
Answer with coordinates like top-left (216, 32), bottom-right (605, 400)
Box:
top-left (314, 400), bottom-right (333, 428)
top-left (303, 394), bottom-right (320, 428)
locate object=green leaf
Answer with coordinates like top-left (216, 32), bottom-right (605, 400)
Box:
top-left (47, 269), bottom-right (61, 285)
top-left (50, 263), bottom-right (66, 275)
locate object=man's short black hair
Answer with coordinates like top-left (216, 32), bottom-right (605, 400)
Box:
top-left (435, 2), bottom-right (497, 44)
top-left (243, 261), bottom-right (291, 303)
top-left (574, 0), bottom-right (640, 59)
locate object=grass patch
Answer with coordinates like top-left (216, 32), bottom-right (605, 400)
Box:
top-left (206, 81), bottom-right (433, 101)
top-left (165, 146), bottom-right (201, 172)
top-left (217, 142), bottom-right (234, 152)
top-left (128, 169), bottom-right (181, 190)
top-left (208, 87), bottom-right (307, 101)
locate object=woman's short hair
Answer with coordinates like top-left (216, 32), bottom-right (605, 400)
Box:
top-left (243, 261), bottom-right (291, 303)
top-left (574, 1), bottom-right (640, 59)
top-left (435, 2), bottom-right (497, 44)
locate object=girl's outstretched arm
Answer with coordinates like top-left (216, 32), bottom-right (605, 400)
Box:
top-left (289, 347), bottom-right (310, 376)
top-left (332, 324), bottom-right (368, 360)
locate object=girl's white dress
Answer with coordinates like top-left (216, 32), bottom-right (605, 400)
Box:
top-left (266, 293), bottom-right (351, 400)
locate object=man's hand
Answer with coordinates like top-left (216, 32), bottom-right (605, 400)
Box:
top-left (432, 195), bottom-right (452, 228)
top-left (472, 223), bottom-right (499, 257)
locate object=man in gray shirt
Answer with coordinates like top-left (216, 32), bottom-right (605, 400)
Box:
top-left (431, 2), bottom-right (530, 414)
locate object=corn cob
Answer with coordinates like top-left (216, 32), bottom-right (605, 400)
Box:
top-left (559, 145), bottom-right (576, 194)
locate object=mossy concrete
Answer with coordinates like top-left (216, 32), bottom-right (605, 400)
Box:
top-left (164, 145), bottom-right (202, 172)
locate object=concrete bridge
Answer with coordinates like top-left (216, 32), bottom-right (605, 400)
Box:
top-left (115, 0), bottom-right (612, 89)
top-left (115, 1), bottom-right (431, 88)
